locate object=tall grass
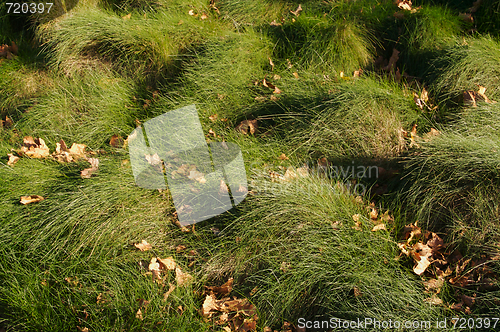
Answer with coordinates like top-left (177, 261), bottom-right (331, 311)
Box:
top-left (432, 35), bottom-right (500, 105)
top-left (206, 175), bottom-right (444, 327)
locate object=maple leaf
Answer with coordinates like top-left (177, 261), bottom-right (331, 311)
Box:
top-left (20, 195), bottom-right (45, 205)
top-left (134, 240), bottom-right (152, 251)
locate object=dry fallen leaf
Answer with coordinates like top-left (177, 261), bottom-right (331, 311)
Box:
top-left (209, 114), bottom-right (218, 122)
top-left (7, 153), bottom-right (19, 166)
top-left (69, 143), bottom-right (87, 160)
top-left (372, 223), bottom-right (386, 232)
top-left (135, 308), bottom-right (143, 320)
top-left (20, 195), bottom-right (45, 205)
top-left (175, 267), bottom-right (193, 286)
top-left (110, 135), bottom-right (125, 148)
top-left (81, 158), bottom-right (99, 179)
top-left (21, 137), bottom-right (50, 159)
top-left (158, 257), bottom-right (176, 270)
top-left (164, 283), bottom-right (176, 301)
top-left (122, 13), bottom-right (131, 20)
top-left (202, 294), bottom-right (219, 318)
top-left (268, 57), bottom-right (274, 71)
top-left (235, 119), bottom-right (258, 135)
top-left (134, 240), bottom-right (152, 251)
top-left (412, 242), bottom-right (433, 275)
top-left (188, 170), bottom-right (207, 184)
top-left (205, 278), bottom-right (234, 296)
top-left (201, 13), bottom-right (208, 20)
top-left (396, 0), bottom-right (412, 10)
top-left (290, 4), bottom-right (302, 16)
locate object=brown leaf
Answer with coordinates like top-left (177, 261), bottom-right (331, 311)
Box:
top-left (293, 72), bottom-right (299, 79)
top-left (200, 13), bottom-right (208, 20)
top-left (9, 41), bottom-right (18, 55)
top-left (69, 143), bottom-right (87, 160)
top-left (412, 242), bottom-right (433, 275)
top-left (206, 278), bottom-right (234, 296)
top-left (202, 294), bottom-right (219, 318)
top-left (110, 135), bottom-right (125, 148)
top-left (134, 240), bottom-right (152, 251)
top-left (175, 267), bottom-right (193, 286)
top-left (464, 90), bottom-right (477, 107)
top-left (81, 158), bottom-right (99, 179)
top-left (372, 223), bottom-right (386, 232)
top-left (424, 295), bottom-right (443, 305)
top-left (290, 4), bottom-right (302, 16)
top-left (135, 308), bottom-right (143, 320)
top-left (20, 195), bottom-right (45, 205)
top-left (279, 153), bottom-right (289, 160)
top-left (273, 86), bottom-right (282, 94)
top-left (122, 13), bottom-right (132, 20)
top-left (158, 257), bottom-right (176, 270)
top-left (396, 0), bottom-right (412, 10)
top-left (369, 207), bottom-right (378, 220)
top-left (420, 88), bottom-right (429, 103)
top-left (270, 20), bottom-right (282, 26)
top-left (235, 119), bottom-right (258, 135)
top-left (209, 114), bottom-right (218, 122)
top-left (163, 283), bottom-right (176, 301)
top-left (7, 153), bottom-right (19, 167)
top-left (4, 116), bottom-right (13, 128)
top-left (268, 57), bottom-right (274, 70)
top-left (22, 137), bottom-right (50, 159)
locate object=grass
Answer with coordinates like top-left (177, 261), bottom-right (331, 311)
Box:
top-left (2, 0), bottom-right (500, 331)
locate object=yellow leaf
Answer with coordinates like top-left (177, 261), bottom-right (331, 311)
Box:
top-left (69, 143), bottom-right (87, 160)
top-left (20, 195), bottom-right (44, 205)
top-left (122, 13), bottom-right (131, 20)
top-left (134, 240), bottom-right (152, 251)
top-left (420, 87), bottom-right (429, 102)
top-left (293, 72), bottom-right (299, 79)
top-left (279, 153), bottom-right (289, 160)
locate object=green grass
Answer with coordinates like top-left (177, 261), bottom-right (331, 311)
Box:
top-left (2, 0), bottom-right (500, 330)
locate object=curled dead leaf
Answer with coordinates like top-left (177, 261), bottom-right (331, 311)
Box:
top-left (235, 119), bottom-right (258, 135)
top-left (175, 267), bottom-right (193, 286)
top-left (20, 195), bottom-right (45, 205)
top-left (7, 153), bottom-right (19, 166)
top-left (134, 240), bottom-right (152, 251)
top-left (290, 4), bottom-right (302, 16)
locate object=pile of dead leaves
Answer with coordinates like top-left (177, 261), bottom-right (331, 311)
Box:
top-left (8, 137), bottom-right (100, 179)
top-left (201, 278), bottom-right (258, 332)
top-left (397, 222), bottom-right (499, 312)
